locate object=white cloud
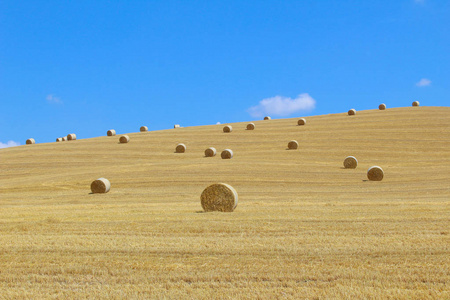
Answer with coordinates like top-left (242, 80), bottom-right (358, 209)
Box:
top-left (0, 140), bottom-right (21, 149)
top-left (247, 93), bottom-right (316, 118)
top-left (416, 78), bottom-right (431, 87)
top-left (46, 94), bottom-right (63, 104)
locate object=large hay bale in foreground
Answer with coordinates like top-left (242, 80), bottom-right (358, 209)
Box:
top-left (56, 137), bottom-right (63, 142)
top-left (67, 134), bottom-right (76, 140)
top-left (140, 126), bottom-right (148, 132)
top-left (348, 109), bottom-right (356, 116)
top-left (223, 125), bottom-right (232, 133)
top-left (367, 166), bottom-right (384, 181)
top-left (379, 103), bottom-right (386, 110)
top-left (176, 143), bottom-right (186, 153)
top-left (90, 178), bottom-right (111, 194)
top-left (264, 116), bottom-right (271, 120)
top-left (297, 118), bottom-right (306, 125)
top-left (343, 156), bottom-right (358, 169)
top-left (26, 138), bottom-right (35, 145)
top-left (200, 183), bottom-right (238, 212)
top-left (107, 129), bottom-right (116, 136)
top-left (119, 135), bottom-right (130, 143)
top-left (412, 101), bottom-right (420, 107)
top-left (205, 147), bottom-right (216, 157)
top-left (221, 149), bottom-right (233, 159)
top-left (246, 123), bottom-right (255, 130)
top-left (287, 140), bottom-right (299, 150)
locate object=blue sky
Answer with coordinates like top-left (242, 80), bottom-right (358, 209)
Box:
top-left (1, 0), bottom-right (449, 147)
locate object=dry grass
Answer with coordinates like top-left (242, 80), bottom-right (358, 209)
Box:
top-left (0, 106), bottom-right (449, 299)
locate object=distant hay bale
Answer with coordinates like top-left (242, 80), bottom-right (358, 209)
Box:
top-left (200, 183), bottom-right (238, 212)
top-left (62, 136), bottom-right (67, 141)
top-left (412, 101), bottom-right (420, 107)
top-left (205, 147), bottom-right (216, 157)
top-left (246, 123), bottom-right (255, 130)
top-left (174, 124), bottom-right (180, 128)
top-left (221, 149), bottom-right (233, 159)
top-left (67, 134), bottom-right (76, 140)
top-left (367, 166), bottom-right (384, 181)
top-left (90, 178), bottom-right (111, 194)
top-left (343, 156), bottom-right (358, 169)
top-left (264, 116), bottom-right (271, 120)
top-left (119, 135), bottom-right (130, 143)
top-left (297, 118), bottom-right (306, 125)
top-left (379, 103), bottom-right (386, 110)
top-left (287, 140), bottom-right (299, 150)
top-left (176, 143), bottom-right (186, 153)
top-left (348, 109), bottom-right (356, 116)
top-left (223, 125), bottom-right (232, 133)
top-left (56, 137), bottom-right (63, 142)
top-left (26, 138), bottom-right (35, 145)
top-left (107, 129), bottom-right (116, 136)
top-left (140, 126), bottom-right (148, 132)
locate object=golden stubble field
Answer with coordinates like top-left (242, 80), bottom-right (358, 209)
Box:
top-left (0, 106), bottom-right (449, 299)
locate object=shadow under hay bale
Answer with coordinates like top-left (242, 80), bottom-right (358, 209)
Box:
top-left (200, 183), bottom-right (238, 212)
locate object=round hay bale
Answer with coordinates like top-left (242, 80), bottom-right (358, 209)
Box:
top-left (176, 143), bottom-right (186, 153)
top-left (343, 156), bottom-right (358, 169)
top-left (223, 125), bottom-right (232, 133)
top-left (174, 124), bottom-right (180, 128)
top-left (26, 138), bottom-right (35, 145)
top-left (62, 136), bottom-right (67, 141)
top-left (204, 147), bottom-right (216, 157)
top-left (287, 140), bottom-right (299, 150)
top-left (246, 123), bottom-right (255, 130)
top-left (221, 149), bottom-right (233, 159)
top-left (264, 116), bottom-right (271, 120)
top-left (200, 183), bottom-right (238, 212)
top-left (140, 126), bottom-right (148, 132)
top-left (67, 134), bottom-right (76, 141)
top-left (90, 178), bottom-right (111, 194)
top-left (379, 103), bottom-right (386, 110)
top-left (367, 166), bottom-right (384, 181)
top-left (297, 118), bottom-right (306, 125)
top-left (56, 137), bottom-right (63, 142)
top-left (348, 109), bottom-right (356, 116)
top-left (412, 101), bottom-right (420, 107)
top-left (107, 129), bottom-right (116, 136)
top-left (119, 135), bottom-right (130, 143)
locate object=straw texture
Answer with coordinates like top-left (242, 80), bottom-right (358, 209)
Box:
top-left (107, 130), bottom-right (116, 136)
top-left (223, 125), bottom-right (232, 133)
top-left (297, 118), bottom-right (306, 125)
top-left (26, 138), bottom-right (35, 145)
top-left (200, 183), bottom-right (238, 212)
top-left (246, 123), bottom-right (255, 130)
top-left (67, 134), bottom-right (77, 141)
top-left (348, 109), bottom-right (356, 116)
top-left (412, 101), bottom-right (420, 107)
top-left (379, 104), bottom-right (386, 110)
top-left (140, 126), bottom-right (148, 132)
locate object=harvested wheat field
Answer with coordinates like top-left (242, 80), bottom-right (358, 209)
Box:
top-left (0, 106), bottom-right (449, 299)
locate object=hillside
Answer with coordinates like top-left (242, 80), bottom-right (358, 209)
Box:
top-left (0, 106), bottom-right (449, 298)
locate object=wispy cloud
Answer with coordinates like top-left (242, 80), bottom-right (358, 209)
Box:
top-left (46, 94), bottom-right (63, 104)
top-left (247, 93), bottom-right (316, 118)
top-left (416, 78), bottom-right (431, 87)
top-left (0, 140), bottom-right (21, 149)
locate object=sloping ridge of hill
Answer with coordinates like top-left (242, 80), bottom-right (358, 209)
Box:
top-left (0, 106), bottom-right (449, 298)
